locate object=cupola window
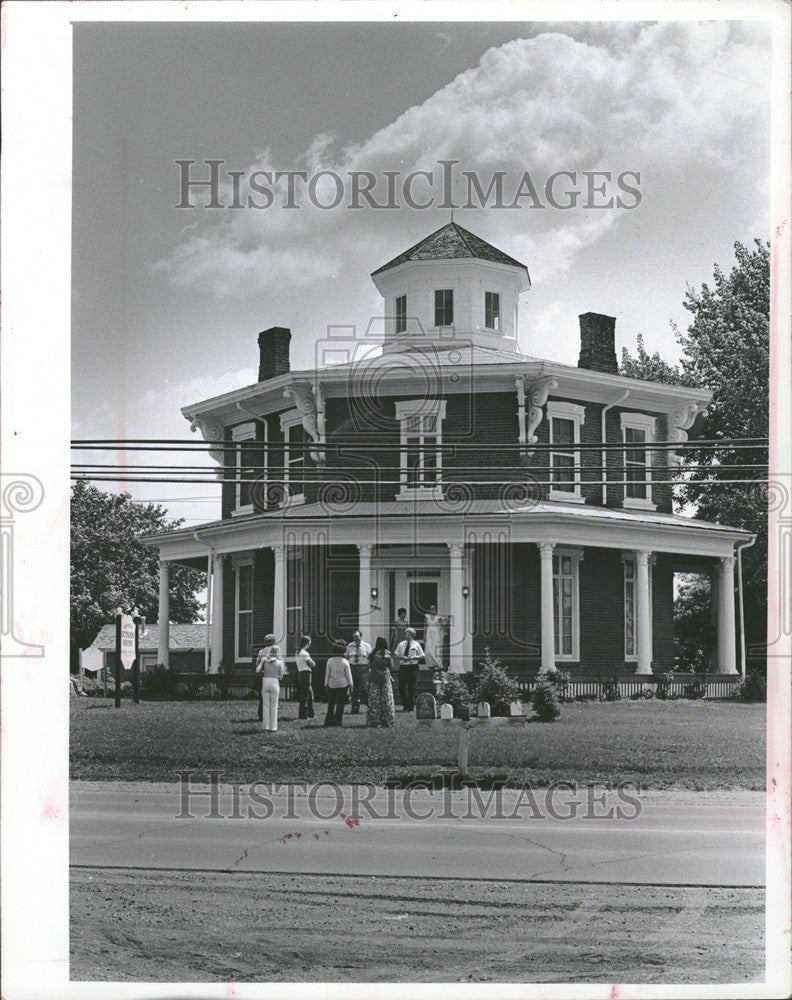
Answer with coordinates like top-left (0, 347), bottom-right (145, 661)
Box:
top-left (434, 289), bottom-right (454, 327)
top-left (485, 291), bottom-right (501, 330)
top-left (395, 294), bottom-right (407, 333)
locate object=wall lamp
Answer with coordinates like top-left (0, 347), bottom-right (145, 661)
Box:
top-left (462, 585), bottom-right (470, 600)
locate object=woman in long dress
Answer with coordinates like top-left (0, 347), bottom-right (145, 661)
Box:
top-left (367, 636), bottom-right (396, 728)
top-left (424, 605), bottom-right (444, 671)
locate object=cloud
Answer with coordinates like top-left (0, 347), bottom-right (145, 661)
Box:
top-left (152, 22), bottom-right (770, 302)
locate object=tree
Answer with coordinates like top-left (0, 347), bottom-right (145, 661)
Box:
top-left (673, 574), bottom-right (715, 673)
top-left (674, 240), bottom-right (769, 645)
top-left (620, 333), bottom-right (690, 386)
top-left (71, 482), bottom-right (206, 659)
top-left (621, 240), bottom-right (769, 666)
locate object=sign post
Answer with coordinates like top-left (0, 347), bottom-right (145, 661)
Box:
top-left (115, 610), bottom-right (136, 708)
top-left (132, 613), bottom-right (140, 705)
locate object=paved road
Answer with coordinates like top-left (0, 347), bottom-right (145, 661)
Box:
top-left (70, 782), bottom-right (764, 887)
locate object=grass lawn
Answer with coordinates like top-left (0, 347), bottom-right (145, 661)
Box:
top-left (70, 695), bottom-right (765, 790)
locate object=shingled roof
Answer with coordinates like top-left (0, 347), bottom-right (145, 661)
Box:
top-left (371, 221), bottom-right (529, 277)
top-left (89, 623), bottom-right (206, 652)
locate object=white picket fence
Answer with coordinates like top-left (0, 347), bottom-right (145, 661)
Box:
top-left (514, 674), bottom-right (741, 701)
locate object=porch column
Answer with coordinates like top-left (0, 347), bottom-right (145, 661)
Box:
top-left (272, 545), bottom-right (286, 647)
top-left (537, 543), bottom-right (556, 673)
top-left (357, 544), bottom-right (373, 643)
top-left (717, 555), bottom-right (738, 674)
top-left (157, 560), bottom-right (170, 667)
top-left (448, 543), bottom-right (467, 673)
top-left (635, 549), bottom-right (652, 675)
top-left (211, 554), bottom-right (224, 671)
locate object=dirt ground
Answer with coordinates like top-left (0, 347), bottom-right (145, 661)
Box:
top-left (70, 867), bottom-right (764, 984)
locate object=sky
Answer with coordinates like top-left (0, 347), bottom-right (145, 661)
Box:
top-left (71, 18), bottom-right (772, 526)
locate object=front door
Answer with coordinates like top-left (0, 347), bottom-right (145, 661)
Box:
top-left (386, 570), bottom-right (449, 661)
top-left (408, 578), bottom-right (439, 643)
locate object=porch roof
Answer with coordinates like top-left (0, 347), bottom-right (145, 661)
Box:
top-left (141, 499), bottom-right (752, 563)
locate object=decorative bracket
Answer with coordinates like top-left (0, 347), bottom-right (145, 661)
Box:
top-left (188, 416), bottom-right (225, 480)
top-left (668, 402), bottom-right (708, 467)
top-left (520, 376), bottom-right (558, 459)
top-left (283, 381), bottom-right (326, 463)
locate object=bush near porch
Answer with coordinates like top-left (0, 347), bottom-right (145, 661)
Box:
top-left (70, 697), bottom-right (765, 790)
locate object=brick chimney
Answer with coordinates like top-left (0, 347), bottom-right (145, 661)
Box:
top-left (258, 326), bottom-right (291, 382)
top-left (578, 313), bottom-right (618, 374)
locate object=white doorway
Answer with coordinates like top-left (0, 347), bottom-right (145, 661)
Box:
top-left (389, 570), bottom-right (449, 646)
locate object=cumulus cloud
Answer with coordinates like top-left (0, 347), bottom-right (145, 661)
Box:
top-left (152, 21), bottom-right (770, 307)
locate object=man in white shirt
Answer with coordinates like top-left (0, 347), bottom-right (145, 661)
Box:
top-left (394, 628), bottom-right (424, 712)
top-left (345, 631), bottom-right (373, 714)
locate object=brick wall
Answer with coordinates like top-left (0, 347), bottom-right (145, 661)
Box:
top-left (220, 388), bottom-right (674, 515)
top-left (469, 543), bottom-right (675, 677)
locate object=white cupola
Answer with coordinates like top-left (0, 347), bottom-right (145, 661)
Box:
top-left (370, 221), bottom-right (531, 355)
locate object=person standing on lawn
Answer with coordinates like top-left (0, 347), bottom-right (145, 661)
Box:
top-left (257, 645), bottom-right (284, 733)
top-left (367, 636), bottom-right (396, 728)
top-left (394, 628), bottom-right (424, 712)
top-left (254, 633), bottom-right (276, 722)
top-left (295, 635), bottom-right (316, 720)
top-left (324, 641), bottom-right (353, 727)
top-left (345, 631), bottom-right (372, 714)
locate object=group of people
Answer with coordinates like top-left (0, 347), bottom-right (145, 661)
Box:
top-left (252, 606), bottom-right (443, 732)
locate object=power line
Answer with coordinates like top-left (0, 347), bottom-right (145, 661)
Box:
top-left (71, 474), bottom-right (778, 487)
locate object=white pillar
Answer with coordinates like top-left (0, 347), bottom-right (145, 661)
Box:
top-left (272, 545), bottom-right (286, 647)
top-left (537, 543), bottom-right (556, 673)
top-left (718, 555), bottom-right (738, 674)
top-left (211, 554), bottom-right (224, 671)
top-left (448, 543), bottom-right (467, 673)
top-left (357, 544), bottom-right (372, 644)
top-left (635, 549), bottom-right (652, 675)
top-left (204, 554), bottom-right (212, 673)
top-left (157, 561), bottom-right (170, 667)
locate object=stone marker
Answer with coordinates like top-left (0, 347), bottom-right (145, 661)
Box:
top-left (509, 700), bottom-right (523, 716)
top-left (477, 701), bottom-right (491, 718)
top-left (439, 702), bottom-right (454, 720)
top-left (415, 692), bottom-right (438, 719)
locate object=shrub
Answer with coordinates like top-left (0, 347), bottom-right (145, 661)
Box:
top-left (683, 677), bottom-right (708, 700)
top-left (655, 670), bottom-right (675, 700)
top-left (598, 674), bottom-right (622, 701)
top-left (471, 649), bottom-right (520, 717)
top-left (547, 668), bottom-right (572, 702)
top-left (439, 673), bottom-right (470, 712)
top-left (737, 671), bottom-right (767, 703)
top-left (531, 680), bottom-right (561, 721)
top-left (141, 664), bottom-right (179, 697)
top-left (630, 688), bottom-right (655, 700)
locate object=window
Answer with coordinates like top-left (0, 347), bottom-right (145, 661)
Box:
top-left (395, 294), bottom-right (407, 334)
top-left (231, 422), bottom-right (258, 513)
top-left (235, 561), bottom-right (254, 662)
top-left (624, 557), bottom-right (637, 659)
top-left (546, 401), bottom-right (585, 502)
top-left (286, 546), bottom-right (304, 657)
top-left (434, 289), bottom-right (454, 327)
top-left (620, 413), bottom-right (657, 510)
top-left (485, 291), bottom-right (500, 330)
top-left (552, 551), bottom-right (581, 660)
top-left (280, 412), bottom-right (306, 505)
top-left (395, 399), bottom-right (447, 499)
top-left (623, 554), bottom-right (654, 660)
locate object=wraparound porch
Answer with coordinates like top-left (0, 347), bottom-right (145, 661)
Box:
top-left (144, 501), bottom-right (751, 679)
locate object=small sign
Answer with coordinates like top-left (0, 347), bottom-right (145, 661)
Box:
top-left (119, 615), bottom-right (136, 671)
